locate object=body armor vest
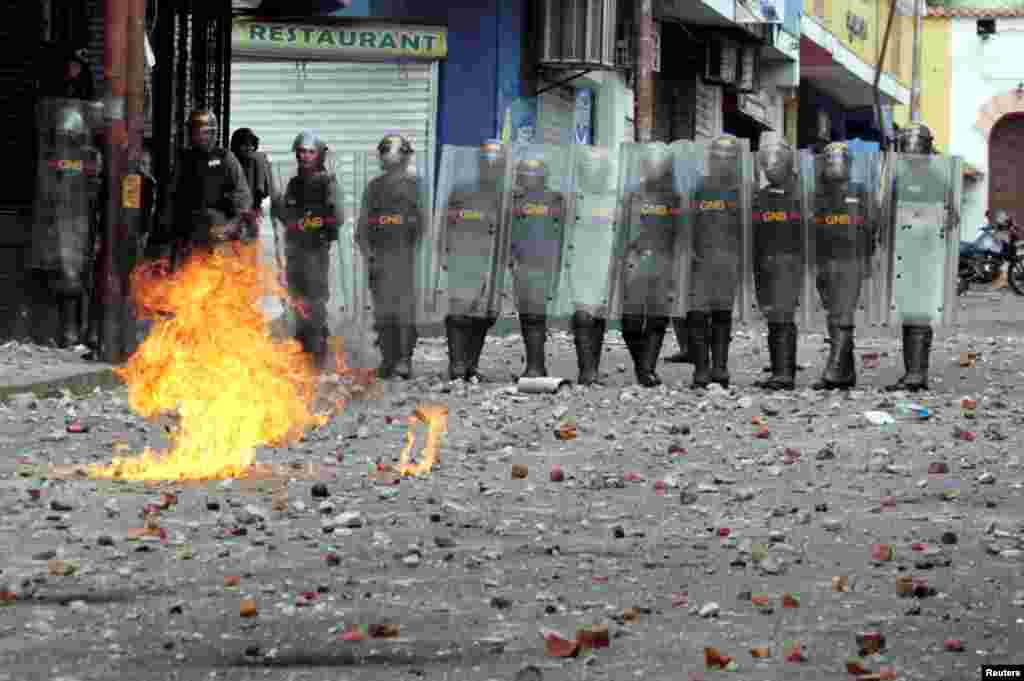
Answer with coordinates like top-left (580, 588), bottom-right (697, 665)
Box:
top-left (753, 185), bottom-right (803, 256)
top-left (179, 148), bottom-right (234, 217)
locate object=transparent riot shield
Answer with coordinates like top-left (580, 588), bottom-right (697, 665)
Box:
top-left (744, 145), bottom-right (811, 328)
top-left (881, 152), bottom-right (962, 328)
top-left (555, 145), bottom-right (622, 321)
top-left (503, 144), bottom-right (572, 321)
top-left (685, 137), bottom-right (753, 320)
top-left (803, 145), bottom-right (885, 331)
top-left (354, 151), bottom-right (434, 329)
top-left (610, 142), bottom-right (690, 321)
top-left (29, 98), bottom-right (102, 285)
top-left (430, 145), bottom-right (514, 323)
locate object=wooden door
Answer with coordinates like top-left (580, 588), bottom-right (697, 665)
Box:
top-left (988, 114), bottom-right (1024, 224)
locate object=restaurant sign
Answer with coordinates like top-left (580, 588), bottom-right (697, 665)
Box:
top-left (232, 19), bottom-right (447, 60)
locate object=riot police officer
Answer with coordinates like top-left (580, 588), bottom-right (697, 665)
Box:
top-left (812, 142), bottom-right (872, 390)
top-left (752, 142), bottom-right (804, 390)
top-left (158, 110), bottom-right (251, 267)
top-left (441, 140), bottom-right (507, 382)
top-left (357, 135), bottom-right (426, 379)
top-left (274, 131), bottom-right (342, 368)
top-left (619, 144), bottom-right (680, 388)
top-left (689, 135), bottom-right (745, 389)
top-left (29, 99), bottom-right (102, 348)
top-left (509, 156), bottom-right (566, 379)
top-left (886, 123), bottom-right (953, 392)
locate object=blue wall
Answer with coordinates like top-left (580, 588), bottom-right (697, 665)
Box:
top-left (324, 0), bottom-right (527, 148)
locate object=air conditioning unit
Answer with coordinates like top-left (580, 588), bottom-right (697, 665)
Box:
top-left (538, 0), bottom-right (619, 70)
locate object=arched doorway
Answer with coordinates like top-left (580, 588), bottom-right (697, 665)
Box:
top-left (988, 113), bottom-right (1024, 223)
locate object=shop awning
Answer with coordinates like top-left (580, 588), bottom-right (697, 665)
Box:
top-left (799, 15), bottom-right (909, 109)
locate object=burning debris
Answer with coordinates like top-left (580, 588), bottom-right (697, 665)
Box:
top-left (81, 244), bottom-right (351, 482)
top-left (395, 404), bottom-right (449, 477)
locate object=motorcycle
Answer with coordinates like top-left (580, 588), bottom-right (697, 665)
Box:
top-left (958, 212), bottom-right (1024, 296)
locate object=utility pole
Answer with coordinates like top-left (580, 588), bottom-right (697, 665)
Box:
top-left (635, 0), bottom-right (655, 142)
top-left (100, 0), bottom-right (145, 363)
top-left (910, 0), bottom-right (924, 122)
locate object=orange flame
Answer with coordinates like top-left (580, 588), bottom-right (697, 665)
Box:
top-left (397, 404), bottom-right (449, 477)
top-left (87, 243), bottom-right (325, 481)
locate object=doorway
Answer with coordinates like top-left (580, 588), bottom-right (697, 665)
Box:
top-left (988, 113), bottom-right (1024, 224)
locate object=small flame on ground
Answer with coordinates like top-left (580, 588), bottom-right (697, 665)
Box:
top-left (397, 405), bottom-right (449, 477)
top-left (86, 243), bottom-right (331, 482)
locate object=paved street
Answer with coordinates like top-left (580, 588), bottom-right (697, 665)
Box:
top-left (0, 288), bottom-right (1023, 681)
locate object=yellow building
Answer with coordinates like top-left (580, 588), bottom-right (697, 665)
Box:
top-left (797, 0), bottom-right (913, 146)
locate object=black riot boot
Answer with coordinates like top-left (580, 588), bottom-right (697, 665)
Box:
top-left (663, 315), bottom-right (693, 363)
top-left (592, 317), bottom-right (607, 383)
top-left (637, 317), bottom-right (668, 387)
top-left (375, 324), bottom-right (397, 378)
top-left (813, 325), bottom-right (856, 390)
top-left (465, 317), bottom-right (493, 381)
top-left (445, 316), bottom-right (471, 380)
top-left (572, 312), bottom-right (599, 386)
top-left (392, 324), bottom-right (416, 380)
top-left (620, 315), bottom-right (646, 384)
top-left (756, 323), bottom-right (797, 391)
top-left (886, 325), bottom-right (932, 392)
top-left (58, 296), bottom-right (80, 349)
top-left (689, 311), bottom-right (712, 388)
top-left (519, 314), bottom-right (548, 379)
top-left (709, 310), bottom-right (733, 387)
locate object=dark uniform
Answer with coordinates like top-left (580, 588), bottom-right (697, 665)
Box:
top-left (275, 131), bottom-right (342, 368)
top-left (30, 99), bottom-right (102, 348)
top-left (688, 135), bottom-right (744, 389)
top-left (812, 142), bottom-right (871, 390)
top-left (509, 157), bottom-right (566, 378)
top-left (230, 127), bottom-right (272, 241)
top-left (751, 142), bottom-right (804, 390)
top-left (157, 110), bottom-right (252, 269)
top-left (442, 140), bottom-right (507, 381)
top-left (357, 135), bottom-right (426, 379)
top-left (619, 145), bottom-right (680, 388)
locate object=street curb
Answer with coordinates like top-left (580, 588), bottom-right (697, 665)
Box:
top-left (0, 366), bottom-right (124, 401)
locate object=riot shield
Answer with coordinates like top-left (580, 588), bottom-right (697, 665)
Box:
top-left (881, 152), bottom-right (962, 328)
top-left (354, 152), bottom-right (434, 327)
top-left (803, 145), bottom-right (885, 330)
top-left (29, 98), bottom-right (102, 285)
top-left (611, 142), bottom-right (689, 321)
top-left (556, 145), bottom-right (622, 321)
top-left (503, 144), bottom-right (572, 320)
top-left (745, 146), bottom-right (811, 328)
top-left (431, 145), bottom-right (514, 322)
top-left (686, 138), bottom-right (753, 319)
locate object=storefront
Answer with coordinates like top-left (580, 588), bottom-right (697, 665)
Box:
top-left (230, 17), bottom-right (444, 190)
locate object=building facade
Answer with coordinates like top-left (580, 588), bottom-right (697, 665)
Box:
top-left (922, 3), bottom-right (1024, 240)
top-left (797, 0), bottom-right (912, 149)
